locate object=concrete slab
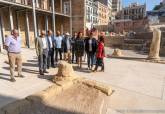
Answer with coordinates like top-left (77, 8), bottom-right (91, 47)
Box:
top-left (107, 86), bottom-right (165, 114)
top-left (76, 58), bottom-right (165, 99)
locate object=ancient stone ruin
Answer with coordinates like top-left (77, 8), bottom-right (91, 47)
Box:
top-left (0, 61), bottom-right (113, 114)
top-left (112, 48), bottom-right (123, 57)
top-left (148, 28), bottom-right (161, 60)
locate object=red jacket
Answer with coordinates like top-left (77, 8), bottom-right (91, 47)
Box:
top-left (96, 42), bottom-right (105, 58)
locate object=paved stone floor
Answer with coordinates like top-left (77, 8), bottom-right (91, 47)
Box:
top-left (0, 48), bottom-right (165, 114)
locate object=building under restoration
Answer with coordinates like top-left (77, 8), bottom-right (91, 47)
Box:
top-left (0, 0), bottom-right (86, 50)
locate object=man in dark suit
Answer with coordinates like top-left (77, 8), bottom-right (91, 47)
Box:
top-left (47, 30), bottom-right (55, 68)
top-left (71, 32), bottom-right (77, 63)
top-left (85, 32), bottom-right (98, 70)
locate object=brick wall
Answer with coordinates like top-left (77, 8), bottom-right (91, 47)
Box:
top-left (63, 17), bottom-right (70, 33)
top-left (72, 0), bottom-right (85, 35)
top-left (105, 36), bottom-right (124, 48)
top-left (113, 19), bottom-right (148, 33)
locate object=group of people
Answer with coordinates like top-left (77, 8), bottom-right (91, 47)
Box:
top-left (35, 29), bottom-right (105, 75)
top-left (4, 28), bottom-right (105, 82)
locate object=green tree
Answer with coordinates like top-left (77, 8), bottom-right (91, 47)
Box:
top-left (153, 3), bottom-right (163, 10)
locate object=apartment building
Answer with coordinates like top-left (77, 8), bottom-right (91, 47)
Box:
top-left (95, 1), bottom-right (109, 25)
top-left (85, 0), bottom-right (98, 29)
top-left (112, 0), bottom-right (122, 20)
top-left (94, 0), bottom-right (112, 20)
top-left (0, 0), bottom-right (72, 50)
top-left (120, 3), bottom-right (146, 20)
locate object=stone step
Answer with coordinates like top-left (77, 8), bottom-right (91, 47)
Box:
top-left (123, 44), bottom-right (145, 50)
top-left (106, 108), bottom-right (123, 114)
top-left (124, 39), bottom-right (145, 44)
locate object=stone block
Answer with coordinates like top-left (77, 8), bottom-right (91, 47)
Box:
top-left (53, 61), bottom-right (79, 82)
top-left (81, 79), bottom-right (113, 96)
top-left (112, 48), bottom-right (123, 57)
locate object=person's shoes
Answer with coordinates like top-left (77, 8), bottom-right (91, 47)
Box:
top-left (51, 65), bottom-right (55, 68)
top-left (40, 72), bottom-right (44, 75)
top-left (11, 78), bottom-right (16, 82)
top-left (92, 70), bottom-right (97, 73)
top-left (44, 70), bottom-right (49, 73)
top-left (18, 74), bottom-right (25, 78)
top-left (100, 69), bottom-right (104, 72)
top-left (47, 66), bottom-right (50, 69)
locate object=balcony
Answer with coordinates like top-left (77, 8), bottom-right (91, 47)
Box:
top-left (3, 0), bottom-right (32, 6)
top-left (0, 0), bottom-right (71, 16)
top-left (55, 0), bottom-right (71, 16)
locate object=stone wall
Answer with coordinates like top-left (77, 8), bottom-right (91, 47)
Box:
top-left (160, 31), bottom-right (165, 56)
top-left (72, 0), bottom-right (85, 34)
top-left (113, 19), bottom-right (148, 33)
top-left (105, 36), bottom-right (124, 48)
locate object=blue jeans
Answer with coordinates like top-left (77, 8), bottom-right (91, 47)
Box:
top-left (87, 52), bottom-right (95, 68)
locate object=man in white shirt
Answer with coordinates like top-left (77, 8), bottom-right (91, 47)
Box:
top-left (35, 30), bottom-right (49, 75)
top-left (54, 31), bottom-right (63, 62)
top-left (47, 30), bottom-right (55, 68)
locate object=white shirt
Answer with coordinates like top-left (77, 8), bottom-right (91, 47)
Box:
top-left (42, 38), bottom-right (47, 49)
top-left (48, 36), bottom-right (53, 48)
top-left (89, 39), bottom-right (92, 52)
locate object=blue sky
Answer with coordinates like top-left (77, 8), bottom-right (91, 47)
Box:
top-left (123, 0), bottom-right (160, 11)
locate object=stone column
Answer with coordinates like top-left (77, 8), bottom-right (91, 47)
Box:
top-left (52, 0), bottom-right (56, 35)
top-left (69, 0), bottom-right (72, 36)
top-left (32, 0), bottom-right (37, 38)
top-left (148, 28), bottom-right (161, 60)
top-left (60, 0), bottom-right (63, 13)
top-left (9, 7), bottom-right (14, 30)
top-left (25, 11), bottom-right (30, 48)
top-left (16, 12), bottom-right (20, 35)
top-left (45, 15), bottom-right (48, 32)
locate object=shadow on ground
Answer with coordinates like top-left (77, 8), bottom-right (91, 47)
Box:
top-left (73, 66), bottom-right (91, 73)
top-left (0, 95), bottom-right (83, 114)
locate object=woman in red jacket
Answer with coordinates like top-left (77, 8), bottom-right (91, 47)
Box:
top-left (93, 36), bottom-right (105, 72)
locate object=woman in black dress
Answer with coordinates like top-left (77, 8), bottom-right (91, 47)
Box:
top-left (75, 32), bottom-right (85, 68)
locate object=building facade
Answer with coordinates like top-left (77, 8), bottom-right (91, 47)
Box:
top-left (95, 1), bottom-right (109, 25)
top-left (94, 0), bottom-right (112, 21)
top-left (85, 0), bottom-right (98, 29)
top-left (85, 0), bottom-right (109, 29)
top-left (0, 0), bottom-right (73, 50)
top-left (111, 0), bottom-right (122, 20)
top-left (118, 3), bottom-right (146, 20)
top-left (113, 19), bottom-right (148, 33)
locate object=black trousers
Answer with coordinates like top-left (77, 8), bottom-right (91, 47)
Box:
top-left (55, 48), bottom-right (62, 62)
top-left (87, 52), bottom-right (95, 68)
top-left (38, 49), bottom-right (48, 72)
top-left (94, 58), bottom-right (104, 71)
top-left (72, 49), bottom-right (77, 63)
top-left (47, 48), bottom-right (54, 68)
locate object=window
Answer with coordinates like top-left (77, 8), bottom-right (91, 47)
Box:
top-left (64, 1), bottom-right (70, 15)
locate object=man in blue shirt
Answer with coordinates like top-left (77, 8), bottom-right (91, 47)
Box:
top-left (4, 29), bottom-right (24, 82)
top-left (54, 31), bottom-right (63, 62)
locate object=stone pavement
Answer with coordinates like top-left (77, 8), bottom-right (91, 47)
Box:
top-left (0, 48), bottom-right (165, 114)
